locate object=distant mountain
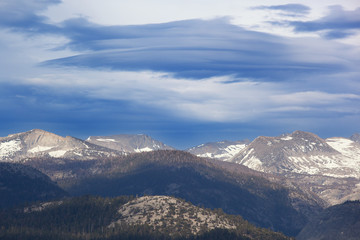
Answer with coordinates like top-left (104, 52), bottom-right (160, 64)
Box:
top-left (86, 134), bottom-right (174, 153)
top-left (0, 195), bottom-right (291, 240)
top-left (0, 162), bottom-right (67, 208)
top-left (231, 130), bottom-right (360, 178)
top-left (25, 150), bottom-right (324, 236)
top-left (230, 130), bottom-right (360, 205)
top-left (187, 140), bottom-right (249, 161)
top-left (297, 200), bottom-right (360, 240)
top-left (350, 133), bottom-right (360, 143)
top-left (0, 129), bottom-right (123, 162)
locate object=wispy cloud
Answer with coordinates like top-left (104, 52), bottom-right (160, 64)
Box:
top-left (23, 69), bottom-right (360, 123)
top-left (252, 4), bottom-right (311, 16)
top-left (0, 0), bottom-right (61, 34)
top-left (288, 5), bottom-right (360, 39)
top-left (37, 18), bottom-right (351, 82)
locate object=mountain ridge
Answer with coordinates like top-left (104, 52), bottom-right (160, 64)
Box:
top-left (86, 134), bottom-right (174, 153)
top-left (25, 150), bottom-right (323, 235)
top-left (297, 200), bottom-right (360, 240)
top-left (187, 140), bottom-right (250, 161)
top-left (230, 130), bottom-right (360, 178)
top-left (0, 162), bottom-right (67, 208)
top-left (0, 129), bottom-right (124, 162)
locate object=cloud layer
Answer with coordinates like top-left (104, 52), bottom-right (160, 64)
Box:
top-left (252, 4), bottom-right (311, 16)
top-left (288, 5), bottom-right (360, 39)
top-left (0, 0), bottom-right (359, 147)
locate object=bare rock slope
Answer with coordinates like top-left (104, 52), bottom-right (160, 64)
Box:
top-left (231, 130), bottom-right (360, 178)
top-left (187, 140), bottom-right (249, 161)
top-left (230, 131), bottom-right (360, 205)
top-left (86, 134), bottom-right (174, 153)
top-left (0, 129), bottom-right (122, 162)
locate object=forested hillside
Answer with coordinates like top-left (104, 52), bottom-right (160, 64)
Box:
top-left (25, 150), bottom-right (323, 236)
top-left (0, 195), bottom-right (292, 240)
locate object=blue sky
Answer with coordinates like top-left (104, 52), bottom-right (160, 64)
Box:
top-left (0, 0), bottom-right (359, 148)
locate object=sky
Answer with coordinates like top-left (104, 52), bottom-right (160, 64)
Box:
top-left (0, 0), bottom-right (359, 149)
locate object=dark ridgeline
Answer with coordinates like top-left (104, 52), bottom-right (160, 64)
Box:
top-left (297, 200), bottom-right (360, 240)
top-left (0, 162), bottom-right (67, 209)
top-left (25, 150), bottom-right (323, 236)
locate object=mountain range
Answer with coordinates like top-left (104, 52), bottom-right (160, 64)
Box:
top-left (0, 129), bottom-right (359, 238)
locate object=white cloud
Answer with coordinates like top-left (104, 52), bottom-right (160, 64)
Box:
top-left (25, 68), bottom-right (360, 122)
top-left (271, 91), bottom-right (360, 105)
top-left (42, 0), bottom-right (360, 39)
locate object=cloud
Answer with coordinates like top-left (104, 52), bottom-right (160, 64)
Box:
top-left (0, 2), bottom-right (356, 81)
top-left (0, 1), bottom-right (359, 144)
top-left (21, 69), bottom-right (360, 124)
top-left (288, 5), bottom-right (360, 39)
top-left (35, 18), bottom-right (352, 82)
top-left (252, 4), bottom-right (311, 16)
top-left (0, 0), bottom-right (61, 34)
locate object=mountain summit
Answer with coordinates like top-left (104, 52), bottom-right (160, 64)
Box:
top-left (0, 129), bottom-right (122, 162)
top-left (230, 130), bottom-right (360, 178)
top-left (187, 140), bottom-right (249, 161)
top-left (86, 134), bottom-right (174, 153)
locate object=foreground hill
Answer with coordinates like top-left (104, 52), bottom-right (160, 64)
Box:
top-left (297, 200), bottom-right (360, 240)
top-left (86, 134), bottom-right (174, 153)
top-left (0, 195), bottom-right (292, 240)
top-left (0, 162), bottom-right (67, 208)
top-left (25, 150), bottom-right (324, 236)
top-left (0, 129), bottom-right (123, 162)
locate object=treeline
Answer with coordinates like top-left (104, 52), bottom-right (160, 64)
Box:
top-left (0, 195), bottom-right (292, 240)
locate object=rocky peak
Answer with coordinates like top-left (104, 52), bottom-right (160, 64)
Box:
top-left (187, 140), bottom-right (249, 161)
top-left (86, 134), bottom-right (174, 153)
top-left (0, 129), bottom-right (123, 162)
top-left (230, 130), bottom-right (359, 178)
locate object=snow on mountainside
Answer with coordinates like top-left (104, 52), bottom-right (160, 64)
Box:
top-left (86, 134), bottom-right (174, 153)
top-left (230, 131), bottom-right (360, 179)
top-left (0, 129), bottom-right (122, 162)
top-left (187, 140), bottom-right (249, 161)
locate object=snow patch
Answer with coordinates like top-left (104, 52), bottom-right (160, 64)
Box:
top-left (242, 148), bottom-right (254, 160)
top-left (281, 136), bottom-right (293, 141)
top-left (28, 146), bottom-right (54, 153)
top-left (198, 153), bottom-right (213, 158)
top-left (96, 138), bottom-right (117, 142)
top-left (243, 156), bottom-right (263, 171)
top-left (49, 150), bottom-right (67, 157)
top-left (73, 152), bottom-right (83, 157)
top-left (327, 138), bottom-right (360, 159)
top-left (0, 140), bottom-right (22, 158)
top-left (134, 147), bottom-right (153, 152)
